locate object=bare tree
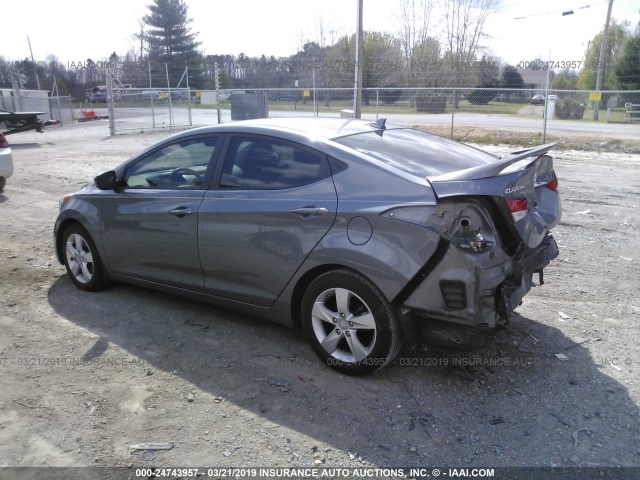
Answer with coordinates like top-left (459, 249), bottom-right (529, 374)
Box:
top-left (314, 16), bottom-right (344, 104)
top-left (396, 0), bottom-right (436, 104)
top-left (132, 19), bottom-right (147, 62)
top-left (315, 17), bottom-right (342, 49)
top-left (397, 0), bottom-right (434, 68)
top-left (440, 0), bottom-right (498, 107)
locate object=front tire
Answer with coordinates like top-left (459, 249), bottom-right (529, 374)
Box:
top-left (62, 224), bottom-right (107, 291)
top-left (301, 270), bottom-right (402, 375)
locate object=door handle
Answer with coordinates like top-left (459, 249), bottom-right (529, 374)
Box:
top-left (290, 206), bottom-right (329, 217)
top-left (168, 206), bottom-right (194, 217)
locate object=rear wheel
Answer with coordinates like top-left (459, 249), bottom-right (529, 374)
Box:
top-left (301, 270), bottom-right (402, 375)
top-left (0, 177), bottom-right (6, 192)
top-left (62, 224), bottom-right (107, 291)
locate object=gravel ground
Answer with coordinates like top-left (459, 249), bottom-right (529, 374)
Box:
top-left (0, 121), bottom-right (638, 476)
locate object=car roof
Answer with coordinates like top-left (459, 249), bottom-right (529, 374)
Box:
top-left (177, 117), bottom-right (393, 141)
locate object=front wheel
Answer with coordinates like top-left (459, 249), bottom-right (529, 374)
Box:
top-left (62, 224), bottom-right (107, 291)
top-left (301, 270), bottom-right (402, 375)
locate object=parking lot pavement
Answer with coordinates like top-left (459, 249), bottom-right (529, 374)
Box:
top-left (0, 123), bottom-right (638, 470)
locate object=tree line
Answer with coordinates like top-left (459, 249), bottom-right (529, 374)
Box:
top-left (0, 0), bottom-right (638, 101)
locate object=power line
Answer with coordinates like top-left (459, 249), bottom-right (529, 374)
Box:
top-left (513, 1), bottom-right (607, 20)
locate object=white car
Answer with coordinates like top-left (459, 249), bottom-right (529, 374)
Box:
top-left (0, 132), bottom-right (14, 192)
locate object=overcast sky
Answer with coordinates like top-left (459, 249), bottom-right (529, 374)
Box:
top-left (2, 0), bottom-right (638, 68)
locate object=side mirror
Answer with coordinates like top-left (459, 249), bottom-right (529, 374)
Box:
top-left (94, 170), bottom-right (118, 190)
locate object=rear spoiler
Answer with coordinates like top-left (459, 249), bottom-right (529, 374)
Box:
top-left (428, 143), bottom-right (556, 182)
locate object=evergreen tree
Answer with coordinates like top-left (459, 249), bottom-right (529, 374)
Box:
top-left (143, 0), bottom-right (202, 87)
top-left (615, 31), bottom-right (640, 89)
top-left (501, 65), bottom-right (524, 89)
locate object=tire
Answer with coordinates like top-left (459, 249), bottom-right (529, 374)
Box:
top-left (62, 223), bottom-right (107, 291)
top-left (301, 269), bottom-right (402, 375)
top-left (0, 177), bottom-right (6, 192)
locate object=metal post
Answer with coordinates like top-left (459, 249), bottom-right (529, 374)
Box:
top-left (593, 0), bottom-right (614, 121)
top-left (449, 89), bottom-right (456, 139)
top-left (106, 73), bottom-right (116, 136)
top-left (12, 65), bottom-right (24, 111)
top-left (27, 35), bottom-right (41, 91)
top-left (215, 62), bottom-right (221, 124)
top-left (353, 0), bottom-right (363, 118)
top-left (375, 88), bottom-right (379, 120)
top-left (312, 61), bottom-right (317, 117)
top-left (543, 53), bottom-right (551, 142)
top-left (166, 63), bottom-right (174, 130)
top-left (185, 63), bottom-right (192, 126)
top-left (52, 76), bottom-right (62, 126)
top-left (149, 62), bottom-right (156, 128)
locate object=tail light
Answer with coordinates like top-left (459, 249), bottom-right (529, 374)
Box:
top-left (546, 171), bottom-right (559, 191)
top-left (0, 133), bottom-right (8, 148)
top-left (507, 198), bottom-right (528, 222)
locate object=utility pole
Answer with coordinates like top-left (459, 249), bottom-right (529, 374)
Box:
top-left (27, 35), bottom-right (41, 90)
top-left (353, 0), bottom-right (363, 119)
top-left (593, 0), bottom-right (614, 121)
top-left (106, 73), bottom-right (115, 136)
top-left (215, 62), bottom-right (221, 124)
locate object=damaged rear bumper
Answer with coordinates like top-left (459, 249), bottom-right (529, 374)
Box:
top-left (400, 233), bottom-right (559, 329)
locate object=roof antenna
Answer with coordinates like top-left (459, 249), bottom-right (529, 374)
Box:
top-left (369, 117), bottom-right (387, 130)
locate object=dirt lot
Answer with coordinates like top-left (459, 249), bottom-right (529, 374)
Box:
top-left (0, 121), bottom-right (639, 475)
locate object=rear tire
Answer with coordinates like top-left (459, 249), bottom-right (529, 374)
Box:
top-left (0, 177), bottom-right (6, 192)
top-left (301, 270), bottom-right (402, 375)
top-left (62, 224), bottom-right (107, 291)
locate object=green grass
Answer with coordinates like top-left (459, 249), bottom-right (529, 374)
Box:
top-left (453, 100), bottom-right (523, 115)
top-left (185, 95), bottom-right (532, 115)
top-left (580, 106), bottom-right (633, 124)
top-left (410, 124), bottom-right (640, 153)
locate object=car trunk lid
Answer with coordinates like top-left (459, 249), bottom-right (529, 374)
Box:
top-left (427, 143), bottom-right (561, 248)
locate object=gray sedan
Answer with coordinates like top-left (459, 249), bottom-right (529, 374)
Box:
top-left (55, 118), bottom-right (561, 375)
top-left (0, 132), bottom-right (13, 192)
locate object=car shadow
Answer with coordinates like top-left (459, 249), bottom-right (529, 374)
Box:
top-left (7, 142), bottom-right (44, 149)
top-left (47, 276), bottom-right (639, 468)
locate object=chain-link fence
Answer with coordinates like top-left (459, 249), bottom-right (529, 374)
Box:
top-left (243, 87), bottom-right (640, 123)
top-left (104, 62), bottom-right (196, 133)
top-left (108, 87), bottom-right (192, 132)
top-left (49, 96), bottom-right (74, 125)
top-left (161, 87), bottom-right (638, 140)
top-left (5, 85), bottom-right (639, 139)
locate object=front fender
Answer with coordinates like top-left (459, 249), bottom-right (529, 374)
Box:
top-left (54, 197), bottom-right (105, 266)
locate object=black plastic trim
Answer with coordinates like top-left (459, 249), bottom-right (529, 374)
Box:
top-left (394, 237), bottom-right (450, 306)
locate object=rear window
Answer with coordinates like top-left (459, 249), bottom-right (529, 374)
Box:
top-left (334, 128), bottom-right (497, 177)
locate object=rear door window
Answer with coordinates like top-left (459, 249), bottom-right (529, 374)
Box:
top-left (219, 136), bottom-right (331, 190)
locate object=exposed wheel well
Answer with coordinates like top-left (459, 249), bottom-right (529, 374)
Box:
top-left (55, 219), bottom-right (83, 264)
top-left (294, 262), bottom-right (428, 351)
top-left (289, 264), bottom-right (411, 343)
top-left (56, 218), bottom-right (90, 265)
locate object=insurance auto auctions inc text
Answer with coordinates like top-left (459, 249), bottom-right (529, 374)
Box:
top-left (147, 467), bottom-right (496, 479)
